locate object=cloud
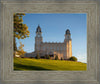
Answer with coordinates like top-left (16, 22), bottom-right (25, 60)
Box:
top-left (75, 53), bottom-right (87, 63)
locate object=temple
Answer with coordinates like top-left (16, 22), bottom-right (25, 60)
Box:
top-left (25, 25), bottom-right (72, 59)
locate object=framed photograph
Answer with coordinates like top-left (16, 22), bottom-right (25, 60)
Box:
top-left (0, 0), bottom-right (100, 84)
top-left (14, 13), bottom-right (87, 71)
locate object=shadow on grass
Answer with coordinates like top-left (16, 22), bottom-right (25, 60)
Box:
top-left (14, 63), bottom-right (52, 71)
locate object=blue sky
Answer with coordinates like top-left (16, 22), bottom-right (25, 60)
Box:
top-left (16, 13), bottom-right (87, 63)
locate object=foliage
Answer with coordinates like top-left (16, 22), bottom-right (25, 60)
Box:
top-left (55, 55), bottom-right (58, 60)
top-left (36, 53), bottom-right (40, 59)
top-left (14, 58), bottom-right (87, 71)
top-left (46, 55), bottom-right (50, 59)
top-left (61, 57), bottom-right (63, 60)
top-left (44, 55), bottom-right (47, 59)
top-left (30, 57), bottom-right (34, 59)
top-left (44, 54), bottom-right (50, 59)
top-left (17, 42), bottom-right (26, 57)
top-left (13, 13), bottom-right (30, 39)
top-left (69, 56), bottom-right (77, 61)
top-left (13, 13), bottom-right (30, 51)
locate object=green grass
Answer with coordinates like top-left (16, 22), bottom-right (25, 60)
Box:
top-left (14, 58), bottom-right (87, 71)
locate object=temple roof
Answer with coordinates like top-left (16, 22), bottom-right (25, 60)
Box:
top-left (36, 25), bottom-right (42, 33)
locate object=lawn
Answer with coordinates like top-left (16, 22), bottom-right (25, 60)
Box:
top-left (14, 57), bottom-right (87, 71)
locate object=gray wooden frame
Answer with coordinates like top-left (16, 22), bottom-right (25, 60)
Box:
top-left (0, 0), bottom-right (100, 84)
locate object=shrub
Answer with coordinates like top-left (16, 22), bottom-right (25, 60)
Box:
top-left (44, 55), bottom-right (47, 59)
top-left (55, 55), bottom-right (58, 60)
top-left (36, 53), bottom-right (40, 59)
top-left (47, 55), bottom-right (50, 59)
top-left (69, 56), bottom-right (77, 61)
top-left (21, 57), bottom-right (25, 58)
top-left (45, 54), bottom-right (50, 59)
top-left (30, 57), bottom-right (34, 59)
top-left (41, 56), bottom-right (45, 59)
top-left (61, 57), bottom-right (63, 60)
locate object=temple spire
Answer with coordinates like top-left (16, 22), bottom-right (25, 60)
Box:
top-left (66, 29), bottom-right (71, 35)
top-left (36, 25), bottom-right (42, 33)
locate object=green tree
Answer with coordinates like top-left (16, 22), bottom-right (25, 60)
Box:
top-left (55, 55), bottom-right (58, 60)
top-left (36, 53), bottom-right (40, 59)
top-left (69, 56), bottom-right (77, 61)
top-left (13, 13), bottom-right (30, 51)
top-left (44, 55), bottom-right (47, 59)
top-left (47, 55), bottom-right (50, 59)
top-left (61, 57), bottom-right (63, 60)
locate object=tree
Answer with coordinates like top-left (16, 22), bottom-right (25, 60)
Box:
top-left (13, 38), bottom-right (17, 51)
top-left (13, 37), bottom-right (17, 57)
top-left (55, 55), bottom-right (58, 60)
top-left (61, 57), bottom-right (63, 60)
top-left (47, 55), bottom-right (50, 59)
top-left (69, 56), bottom-right (77, 61)
top-left (44, 55), bottom-right (47, 59)
top-left (17, 42), bottom-right (26, 57)
top-left (36, 53), bottom-right (40, 59)
top-left (13, 13), bottom-right (30, 51)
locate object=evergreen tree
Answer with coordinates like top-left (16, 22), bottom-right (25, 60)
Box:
top-left (55, 55), bottom-right (58, 60)
top-left (44, 54), bottom-right (47, 59)
top-left (47, 55), bottom-right (50, 59)
top-left (36, 53), bottom-right (40, 59)
top-left (61, 57), bottom-right (63, 60)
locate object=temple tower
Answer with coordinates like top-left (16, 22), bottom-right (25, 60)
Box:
top-left (35, 25), bottom-right (43, 52)
top-left (64, 29), bottom-right (72, 59)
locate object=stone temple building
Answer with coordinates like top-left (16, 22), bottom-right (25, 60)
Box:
top-left (24, 25), bottom-right (72, 60)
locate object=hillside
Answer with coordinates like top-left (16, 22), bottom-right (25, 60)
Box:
top-left (14, 58), bottom-right (87, 71)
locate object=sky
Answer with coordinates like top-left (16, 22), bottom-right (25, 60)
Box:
top-left (16, 13), bottom-right (87, 63)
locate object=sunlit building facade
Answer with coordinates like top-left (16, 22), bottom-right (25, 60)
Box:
top-left (34, 25), bottom-right (72, 59)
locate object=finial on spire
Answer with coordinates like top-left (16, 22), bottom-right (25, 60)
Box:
top-left (66, 29), bottom-right (70, 35)
top-left (36, 24), bottom-right (42, 33)
top-left (38, 24), bottom-right (40, 27)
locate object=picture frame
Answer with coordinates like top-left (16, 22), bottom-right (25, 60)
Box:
top-left (0, 0), bottom-right (100, 84)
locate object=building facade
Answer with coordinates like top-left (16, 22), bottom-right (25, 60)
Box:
top-left (24, 25), bottom-right (72, 59)
top-left (34, 25), bottom-right (72, 59)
